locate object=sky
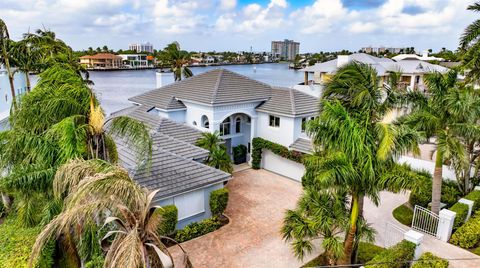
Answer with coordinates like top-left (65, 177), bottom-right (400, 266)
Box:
top-left (1, 0), bottom-right (478, 53)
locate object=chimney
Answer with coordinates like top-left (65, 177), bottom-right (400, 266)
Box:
top-left (422, 50), bottom-right (429, 58)
top-left (337, 55), bottom-right (350, 67)
top-left (156, 71), bottom-right (175, 88)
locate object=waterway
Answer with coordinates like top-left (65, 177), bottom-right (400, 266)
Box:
top-left (88, 63), bottom-right (304, 115)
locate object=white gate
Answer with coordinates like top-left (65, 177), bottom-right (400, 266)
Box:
top-left (412, 205), bottom-right (440, 238)
top-left (384, 222), bottom-right (408, 248)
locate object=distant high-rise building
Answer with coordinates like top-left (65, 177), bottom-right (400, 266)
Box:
top-left (129, 42), bottom-right (154, 53)
top-left (271, 39), bottom-right (300, 61)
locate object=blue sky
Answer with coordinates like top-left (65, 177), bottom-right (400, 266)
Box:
top-left (2, 0), bottom-right (477, 53)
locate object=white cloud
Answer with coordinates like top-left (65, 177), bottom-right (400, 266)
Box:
top-left (220, 0), bottom-right (236, 10)
top-left (349, 22), bottom-right (377, 33)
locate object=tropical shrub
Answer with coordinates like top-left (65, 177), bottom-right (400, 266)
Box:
top-left (233, 144), bottom-right (247, 164)
top-left (251, 137), bottom-right (304, 169)
top-left (0, 218), bottom-right (54, 268)
top-left (450, 211), bottom-right (480, 249)
top-left (365, 240), bottom-right (416, 268)
top-left (449, 202), bottom-right (469, 230)
top-left (392, 204), bottom-right (414, 226)
top-left (356, 242), bottom-right (385, 264)
top-left (85, 255), bottom-right (105, 268)
top-left (209, 188), bottom-right (229, 217)
top-left (175, 218), bottom-right (223, 243)
top-left (158, 205), bottom-right (178, 236)
top-left (0, 199), bottom-right (5, 218)
top-left (411, 252), bottom-right (448, 268)
top-left (409, 178), bottom-right (462, 208)
top-left (472, 246), bottom-right (480, 256)
top-left (465, 190), bottom-right (480, 211)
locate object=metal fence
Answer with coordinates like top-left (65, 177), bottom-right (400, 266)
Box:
top-left (384, 222), bottom-right (408, 248)
top-left (412, 205), bottom-right (440, 238)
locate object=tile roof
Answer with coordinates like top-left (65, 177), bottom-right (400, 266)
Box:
top-left (129, 69), bottom-right (271, 109)
top-left (289, 138), bottom-right (314, 154)
top-left (113, 107), bottom-right (230, 201)
top-left (80, 53), bottom-right (122, 60)
top-left (256, 87), bottom-right (319, 117)
top-left (117, 140), bottom-right (229, 201)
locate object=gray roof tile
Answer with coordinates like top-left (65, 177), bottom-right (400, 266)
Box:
top-left (289, 138), bottom-right (314, 154)
top-left (129, 69), bottom-right (271, 109)
top-left (256, 87), bottom-right (319, 117)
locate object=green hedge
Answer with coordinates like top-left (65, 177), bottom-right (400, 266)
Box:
top-left (365, 240), bottom-right (416, 268)
top-left (0, 218), bottom-right (54, 268)
top-left (158, 205), bottom-right (178, 236)
top-left (392, 204), bottom-right (414, 226)
top-left (411, 252), bottom-right (448, 268)
top-left (209, 188), bottom-right (229, 217)
top-left (465, 190), bottom-right (480, 211)
top-left (356, 242), bottom-right (385, 264)
top-left (450, 202), bottom-right (469, 230)
top-left (450, 211), bottom-right (480, 249)
top-left (409, 179), bottom-right (462, 208)
top-left (175, 218), bottom-right (223, 243)
top-left (251, 137), bottom-right (304, 169)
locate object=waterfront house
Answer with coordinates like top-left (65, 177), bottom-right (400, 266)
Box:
top-left (0, 65), bottom-right (27, 130)
top-left (79, 53), bottom-right (123, 69)
top-left (112, 69), bottom-right (319, 221)
top-left (297, 53), bottom-right (449, 98)
top-left (119, 54), bottom-right (152, 68)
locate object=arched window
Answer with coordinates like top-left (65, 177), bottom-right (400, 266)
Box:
top-left (220, 117), bottom-right (231, 136)
top-left (201, 115), bottom-right (209, 129)
top-left (235, 117), bottom-right (242, 133)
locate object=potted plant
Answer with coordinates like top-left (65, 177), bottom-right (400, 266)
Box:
top-left (233, 144), bottom-right (247, 164)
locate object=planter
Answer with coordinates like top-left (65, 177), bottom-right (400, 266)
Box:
top-left (233, 144), bottom-right (247, 164)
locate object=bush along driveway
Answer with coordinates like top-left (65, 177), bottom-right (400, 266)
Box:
top-left (171, 169), bottom-right (319, 268)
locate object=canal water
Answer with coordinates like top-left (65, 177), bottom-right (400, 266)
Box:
top-left (88, 63), bottom-right (304, 115)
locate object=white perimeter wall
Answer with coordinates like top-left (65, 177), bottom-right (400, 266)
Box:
top-left (397, 156), bottom-right (456, 181)
top-left (261, 149), bottom-right (305, 182)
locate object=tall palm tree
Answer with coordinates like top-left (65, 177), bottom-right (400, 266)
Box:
top-left (29, 159), bottom-right (192, 268)
top-left (460, 2), bottom-right (480, 50)
top-left (401, 70), bottom-right (478, 213)
top-left (0, 18), bottom-right (17, 110)
top-left (306, 62), bottom-right (421, 264)
top-left (160, 42), bottom-right (193, 81)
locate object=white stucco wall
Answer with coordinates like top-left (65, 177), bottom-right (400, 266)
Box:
top-left (261, 149), bottom-right (305, 182)
top-left (153, 109), bottom-right (186, 123)
top-left (397, 156), bottom-right (456, 181)
top-left (256, 112), bottom-right (295, 148)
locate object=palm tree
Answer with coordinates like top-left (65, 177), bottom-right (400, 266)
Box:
top-left (0, 18), bottom-right (17, 110)
top-left (401, 70), bottom-right (478, 213)
top-left (208, 146), bottom-right (233, 174)
top-left (196, 131), bottom-right (233, 173)
top-left (29, 159), bottom-right (192, 268)
top-left (306, 62), bottom-right (421, 264)
top-left (160, 42), bottom-right (193, 81)
top-left (460, 2), bottom-right (480, 82)
top-left (10, 37), bottom-right (42, 92)
top-left (282, 188), bottom-right (350, 265)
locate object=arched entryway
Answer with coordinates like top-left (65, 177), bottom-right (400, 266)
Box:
top-left (218, 113), bottom-right (252, 164)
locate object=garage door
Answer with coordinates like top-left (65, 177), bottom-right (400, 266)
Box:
top-left (261, 149), bottom-right (305, 182)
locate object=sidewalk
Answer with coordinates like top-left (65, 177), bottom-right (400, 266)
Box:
top-left (364, 191), bottom-right (480, 268)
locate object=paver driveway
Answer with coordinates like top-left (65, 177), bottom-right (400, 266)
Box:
top-left (171, 168), bottom-right (319, 268)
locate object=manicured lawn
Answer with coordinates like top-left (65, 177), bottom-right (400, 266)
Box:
top-left (393, 204), bottom-right (413, 226)
top-left (302, 243), bottom-right (385, 267)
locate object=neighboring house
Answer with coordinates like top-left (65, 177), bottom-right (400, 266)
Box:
top-left (297, 53), bottom-right (449, 98)
top-left (79, 53), bottom-right (123, 69)
top-left (392, 51), bottom-right (444, 62)
top-left (114, 69), bottom-right (319, 185)
top-left (0, 66), bottom-right (27, 130)
top-left (112, 106), bottom-right (231, 229)
top-left (119, 54), bottom-right (151, 68)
